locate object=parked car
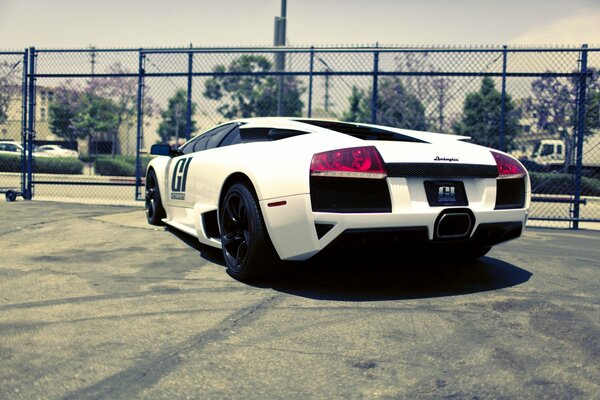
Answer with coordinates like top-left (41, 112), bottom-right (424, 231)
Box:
top-left (0, 141), bottom-right (24, 156)
top-left (145, 117), bottom-right (531, 282)
top-left (33, 144), bottom-right (78, 158)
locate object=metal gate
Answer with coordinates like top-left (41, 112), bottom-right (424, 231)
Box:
top-left (0, 50), bottom-right (28, 200)
top-left (20, 48), bottom-right (142, 205)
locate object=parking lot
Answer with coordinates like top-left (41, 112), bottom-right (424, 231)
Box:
top-left (0, 201), bottom-right (599, 399)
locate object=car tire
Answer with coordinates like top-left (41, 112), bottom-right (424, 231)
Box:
top-left (220, 182), bottom-right (279, 281)
top-left (145, 169), bottom-right (166, 225)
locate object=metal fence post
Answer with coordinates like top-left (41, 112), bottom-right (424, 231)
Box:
top-left (186, 51), bottom-right (193, 140)
top-left (24, 47), bottom-right (36, 200)
top-left (371, 48), bottom-right (379, 125)
top-left (20, 49), bottom-right (28, 196)
top-left (572, 44), bottom-right (588, 230)
top-left (308, 46), bottom-right (314, 118)
top-left (135, 49), bottom-right (146, 201)
top-left (499, 45), bottom-right (508, 152)
top-left (276, 49), bottom-right (285, 116)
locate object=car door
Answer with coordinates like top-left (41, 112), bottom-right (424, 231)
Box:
top-left (165, 152), bottom-right (195, 208)
top-left (165, 123), bottom-right (238, 209)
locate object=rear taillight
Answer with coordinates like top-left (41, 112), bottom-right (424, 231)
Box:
top-left (491, 151), bottom-right (526, 179)
top-left (310, 146), bottom-right (387, 179)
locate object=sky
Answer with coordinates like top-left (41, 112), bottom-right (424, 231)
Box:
top-left (0, 0), bottom-right (599, 50)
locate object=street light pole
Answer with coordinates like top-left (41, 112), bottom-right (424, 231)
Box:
top-left (274, 0), bottom-right (287, 116)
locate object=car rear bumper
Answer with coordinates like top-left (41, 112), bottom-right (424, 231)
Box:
top-left (261, 193), bottom-right (528, 261)
top-left (316, 221), bottom-right (522, 259)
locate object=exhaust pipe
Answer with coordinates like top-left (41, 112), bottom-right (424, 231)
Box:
top-left (436, 211), bottom-right (473, 239)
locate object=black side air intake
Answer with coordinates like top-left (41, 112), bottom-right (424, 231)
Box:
top-left (495, 177), bottom-right (526, 209)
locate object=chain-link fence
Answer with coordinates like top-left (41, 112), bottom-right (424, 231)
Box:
top-left (0, 51), bottom-right (27, 199)
top-left (22, 48), bottom-right (141, 205)
top-left (1, 46), bottom-right (599, 227)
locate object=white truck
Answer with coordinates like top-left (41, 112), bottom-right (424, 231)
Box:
top-left (530, 133), bottom-right (600, 172)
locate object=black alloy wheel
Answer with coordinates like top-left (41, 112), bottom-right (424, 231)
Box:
top-left (145, 169), bottom-right (166, 225)
top-left (220, 183), bottom-right (277, 281)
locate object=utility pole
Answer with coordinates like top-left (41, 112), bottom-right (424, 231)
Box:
top-left (318, 58), bottom-right (332, 114)
top-left (274, 0), bottom-right (286, 116)
top-left (324, 68), bottom-right (331, 112)
top-left (175, 103), bottom-right (182, 146)
top-left (90, 46), bottom-right (96, 75)
top-left (433, 78), bottom-right (447, 131)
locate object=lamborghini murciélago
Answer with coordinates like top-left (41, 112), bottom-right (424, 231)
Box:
top-left (145, 117), bottom-right (530, 281)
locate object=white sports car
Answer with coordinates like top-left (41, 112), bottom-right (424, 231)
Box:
top-left (146, 117), bottom-right (530, 281)
top-left (33, 144), bottom-right (79, 158)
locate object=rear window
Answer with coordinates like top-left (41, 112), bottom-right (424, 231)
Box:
top-left (296, 120), bottom-right (427, 143)
top-left (239, 127), bottom-right (308, 143)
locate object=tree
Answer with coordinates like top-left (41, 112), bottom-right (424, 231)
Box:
top-left (393, 52), bottom-right (455, 132)
top-left (87, 63), bottom-right (155, 156)
top-left (525, 70), bottom-right (600, 165)
top-left (341, 78), bottom-right (428, 130)
top-left (48, 82), bottom-right (85, 146)
top-left (341, 86), bottom-right (364, 122)
top-left (76, 93), bottom-right (120, 148)
top-left (48, 64), bottom-right (155, 157)
top-left (49, 86), bottom-right (120, 157)
top-left (341, 86), bottom-right (370, 122)
top-left (453, 77), bottom-right (520, 151)
top-left (203, 55), bottom-right (304, 118)
top-left (157, 89), bottom-right (197, 143)
top-left (0, 60), bottom-right (20, 125)
top-left (587, 90), bottom-right (600, 134)
top-left (377, 78), bottom-right (428, 130)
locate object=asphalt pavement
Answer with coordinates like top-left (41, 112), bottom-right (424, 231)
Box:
top-left (0, 201), bottom-right (599, 399)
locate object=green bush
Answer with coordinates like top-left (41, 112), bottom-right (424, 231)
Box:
top-left (0, 154), bottom-right (84, 174)
top-left (114, 155), bottom-right (152, 170)
top-left (78, 154), bottom-right (95, 163)
top-left (0, 154), bottom-right (21, 172)
top-left (36, 157), bottom-right (84, 174)
top-left (93, 155), bottom-right (152, 176)
top-left (530, 172), bottom-right (600, 196)
top-left (94, 158), bottom-right (136, 176)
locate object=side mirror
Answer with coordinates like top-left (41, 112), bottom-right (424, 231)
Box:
top-left (150, 143), bottom-right (179, 157)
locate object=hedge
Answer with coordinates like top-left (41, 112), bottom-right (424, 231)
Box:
top-left (94, 158), bottom-right (136, 176)
top-left (1, 153), bottom-right (152, 176)
top-left (93, 156), bottom-right (152, 176)
top-left (38, 157), bottom-right (84, 174)
top-left (0, 154), bottom-right (20, 172)
top-left (529, 172), bottom-right (600, 196)
top-left (0, 154), bottom-right (84, 174)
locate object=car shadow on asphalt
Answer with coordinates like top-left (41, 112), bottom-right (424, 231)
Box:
top-left (166, 227), bottom-right (532, 301)
top-left (166, 226), bottom-right (224, 265)
top-left (257, 253), bottom-right (533, 301)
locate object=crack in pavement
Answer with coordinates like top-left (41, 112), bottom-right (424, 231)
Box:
top-left (0, 286), bottom-right (256, 312)
top-left (62, 294), bottom-right (283, 400)
top-left (220, 342), bottom-right (410, 366)
top-left (0, 212), bottom-right (131, 239)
